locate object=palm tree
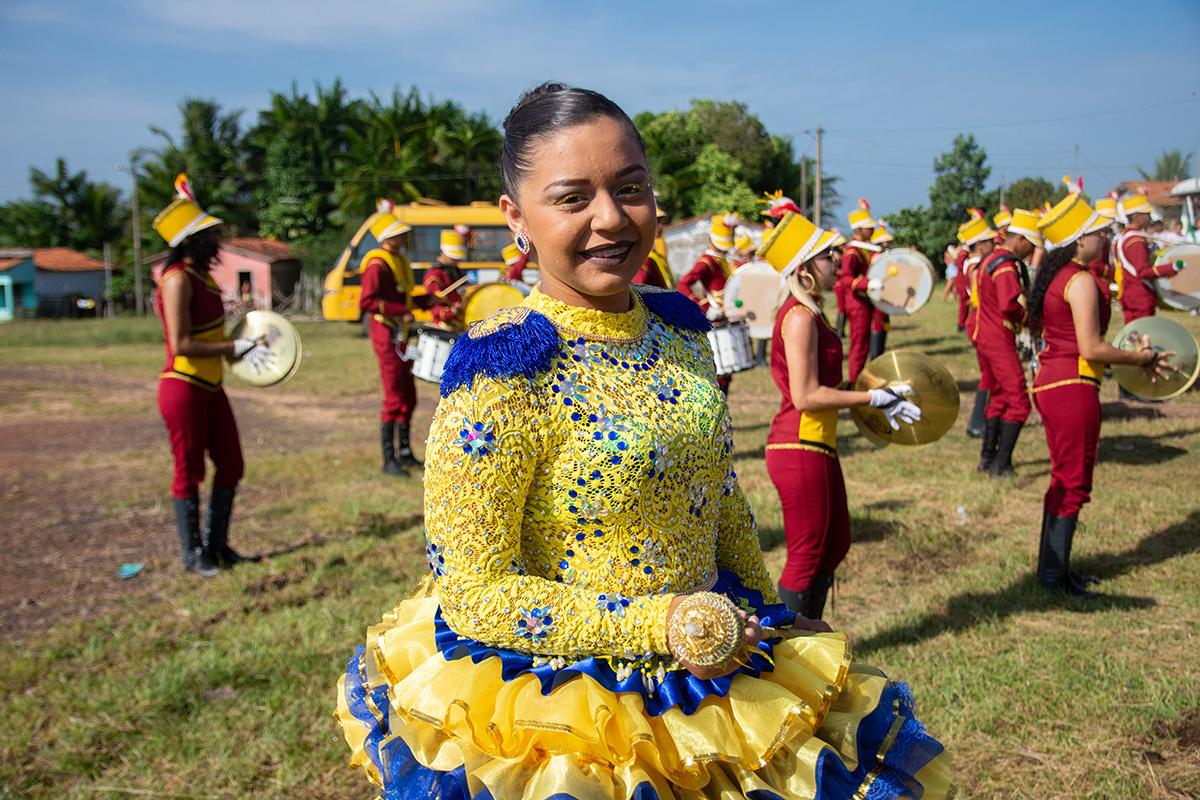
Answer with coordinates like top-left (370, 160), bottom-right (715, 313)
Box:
top-left (1138, 149), bottom-right (1193, 182)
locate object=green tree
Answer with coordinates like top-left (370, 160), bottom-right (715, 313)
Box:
top-left (688, 145), bottom-right (760, 219)
top-left (0, 159), bottom-right (127, 255)
top-left (923, 134), bottom-right (995, 265)
top-left (1138, 149), bottom-right (1192, 182)
top-left (1002, 176), bottom-right (1066, 211)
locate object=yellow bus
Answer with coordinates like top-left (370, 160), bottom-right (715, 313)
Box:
top-left (322, 200), bottom-right (534, 324)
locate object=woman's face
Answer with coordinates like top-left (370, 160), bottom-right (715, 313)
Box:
top-left (500, 116), bottom-right (656, 305)
top-left (1077, 231), bottom-right (1105, 262)
top-left (807, 254), bottom-right (837, 290)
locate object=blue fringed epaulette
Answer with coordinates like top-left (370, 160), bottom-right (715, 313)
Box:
top-left (439, 307), bottom-right (561, 397)
top-left (634, 285), bottom-right (712, 333)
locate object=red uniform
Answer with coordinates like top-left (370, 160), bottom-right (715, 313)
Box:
top-left (1087, 255), bottom-right (1116, 335)
top-left (155, 263), bottom-right (244, 499)
top-left (676, 249), bottom-right (728, 310)
top-left (953, 248), bottom-right (971, 332)
top-left (961, 255), bottom-right (994, 395)
top-left (1114, 226), bottom-right (1176, 323)
top-left (973, 247), bottom-right (1030, 423)
top-left (765, 296), bottom-right (849, 595)
top-left (837, 242), bottom-right (875, 384)
top-left (360, 253), bottom-right (417, 425)
top-left (677, 249), bottom-right (732, 391)
top-left (422, 261), bottom-right (465, 327)
top-left (1032, 265), bottom-right (1108, 517)
top-left (632, 251), bottom-right (670, 288)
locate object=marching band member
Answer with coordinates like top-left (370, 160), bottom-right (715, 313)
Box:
top-left (828, 227), bottom-right (849, 336)
top-left (1027, 192), bottom-right (1172, 596)
top-left (761, 211), bottom-right (922, 620)
top-left (359, 202), bottom-right (420, 475)
top-left (423, 226), bottom-right (470, 326)
top-left (632, 203), bottom-right (671, 287)
top-left (992, 205), bottom-right (1012, 245)
top-left (1089, 193), bottom-right (1120, 331)
top-left (952, 239), bottom-right (971, 333)
top-left (868, 219), bottom-right (894, 359)
top-left (678, 212), bottom-right (738, 392)
top-left (836, 199), bottom-right (881, 383)
top-left (960, 210), bottom-right (998, 442)
top-left (1114, 191), bottom-right (1182, 324)
top-left (502, 240), bottom-right (530, 282)
top-left (154, 174), bottom-right (267, 575)
top-left (335, 82), bottom-right (950, 800)
top-left (973, 208), bottom-right (1041, 478)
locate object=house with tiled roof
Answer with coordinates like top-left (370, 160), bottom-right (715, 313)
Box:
top-left (147, 237), bottom-right (302, 310)
top-left (27, 247), bottom-right (112, 317)
top-left (1114, 180), bottom-right (1184, 215)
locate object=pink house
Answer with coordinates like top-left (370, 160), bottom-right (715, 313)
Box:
top-left (148, 237), bottom-right (302, 311)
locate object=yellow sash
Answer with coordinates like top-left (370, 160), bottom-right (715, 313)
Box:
top-left (361, 248), bottom-right (414, 294)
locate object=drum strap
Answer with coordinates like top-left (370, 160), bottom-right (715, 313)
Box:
top-left (362, 248), bottom-right (414, 294)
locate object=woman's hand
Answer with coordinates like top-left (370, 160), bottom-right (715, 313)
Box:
top-left (791, 615), bottom-right (833, 634)
top-left (1136, 335), bottom-right (1177, 383)
top-left (868, 384), bottom-right (922, 430)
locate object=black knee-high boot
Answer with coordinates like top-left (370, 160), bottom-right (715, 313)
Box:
top-left (173, 496), bottom-right (218, 576)
top-left (395, 423), bottom-right (422, 467)
top-left (381, 422), bottom-right (406, 476)
top-left (836, 312), bottom-right (846, 338)
top-left (977, 417), bottom-right (1001, 472)
top-left (206, 486), bottom-right (256, 567)
top-left (1039, 515), bottom-right (1098, 597)
top-left (966, 389), bottom-right (988, 438)
top-left (989, 420), bottom-right (1023, 479)
top-left (806, 572), bottom-right (835, 620)
top-left (777, 584), bottom-right (810, 614)
top-left (869, 331), bottom-right (886, 360)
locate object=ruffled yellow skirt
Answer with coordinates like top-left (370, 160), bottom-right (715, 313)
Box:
top-left (335, 591), bottom-right (951, 799)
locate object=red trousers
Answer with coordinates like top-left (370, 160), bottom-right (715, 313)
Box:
top-left (158, 378), bottom-right (244, 499)
top-left (978, 337), bottom-right (1030, 422)
top-left (766, 448), bottom-right (851, 592)
top-left (845, 305), bottom-right (872, 384)
top-left (1035, 383), bottom-right (1100, 517)
top-left (973, 342), bottom-right (995, 392)
top-left (369, 320), bottom-right (416, 424)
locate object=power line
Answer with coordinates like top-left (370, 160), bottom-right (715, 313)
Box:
top-left (830, 95), bottom-right (1198, 134)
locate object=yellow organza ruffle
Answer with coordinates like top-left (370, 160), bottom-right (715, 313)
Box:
top-left (335, 595), bottom-right (952, 800)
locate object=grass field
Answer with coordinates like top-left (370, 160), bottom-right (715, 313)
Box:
top-left (1, 297), bottom-right (1198, 799)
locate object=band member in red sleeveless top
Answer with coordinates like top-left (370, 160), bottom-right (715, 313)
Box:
top-left (1113, 191), bottom-right (1183, 324)
top-left (760, 212), bottom-right (921, 619)
top-left (358, 201), bottom-right (420, 475)
top-left (1028, 192), bottom-right (1171, 596)
top-left (837, 199), bottom-right (881, 383)
top-left (153, 174), bottom-right (269, 575)
top-left (973, 208), bottom-right (1040, 478)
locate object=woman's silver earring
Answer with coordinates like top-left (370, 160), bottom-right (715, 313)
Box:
top-left (515, 231), bottom-right (531, 254)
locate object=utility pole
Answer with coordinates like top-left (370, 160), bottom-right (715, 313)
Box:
top-left (1000, 174), bottom-right (1006, 207)
top-left (129, 156), bottom-right (144, 316)
top-left (799, 158), bottom-right (808, 216)
top-left (814, 127), bottom-right (824, 226)
top-left (1073, 143), bottom-right (1079, 176)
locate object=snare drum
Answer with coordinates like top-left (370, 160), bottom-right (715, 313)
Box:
top-left (708, 320), bottom-right (755, 376)
top-left (412, 328), bottom-right (457, 384)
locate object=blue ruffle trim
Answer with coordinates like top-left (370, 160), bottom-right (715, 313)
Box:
top-left (440, 309), bottom-right (560, 397)
top-left (433, 570), bottom-right (790, 717)
top-left (341, 644), bottom-right (945, 800)
top-left (637, 286), bottom-right (712, 333)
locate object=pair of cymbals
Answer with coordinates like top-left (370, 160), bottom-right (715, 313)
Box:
top-left (851, 351), bottom-right (960, 446)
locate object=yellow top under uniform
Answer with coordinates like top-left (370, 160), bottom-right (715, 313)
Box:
top-left (425, 286), bottom-right (777, 661)
top-left (334, 285), bottom-right (951, 800)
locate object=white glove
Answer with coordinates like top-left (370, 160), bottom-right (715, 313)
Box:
top-left (867, 278), bottom-right (883, 293)
top-left (705, 304), bottom-right (725, 321)
top-left (239, 341), bottom-right (275, 374)
top-left (868, 383), bottom-right (922, 430)
top-left (233, 338), bottom-right (257, 358)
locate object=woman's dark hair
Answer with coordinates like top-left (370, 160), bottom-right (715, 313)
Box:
top-left (167, 228), bottom-right (220, 274)
top-left (1026, 241), bottom-right (1076, 331)
top-left (500, 82), bottom-right (646, 197)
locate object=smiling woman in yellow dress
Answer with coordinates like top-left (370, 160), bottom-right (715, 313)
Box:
top-left (334, 83), bottom-right (951, 800)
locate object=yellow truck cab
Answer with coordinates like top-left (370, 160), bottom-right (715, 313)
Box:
top-left (322, 200), bottom-right (535, 324)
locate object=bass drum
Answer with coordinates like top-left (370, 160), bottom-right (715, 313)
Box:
top-left (1154, 244), bottom-right (1200, 310)
top-left (463, 282), bottom-right (527, 327)
top-left (867, 249), bottom-right (936, 316)
top-left (228, 311), bottom-right (302, 387)
top-left (724, 260), bottom-right (784, 339)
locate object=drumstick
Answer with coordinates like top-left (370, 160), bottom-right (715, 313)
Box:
top-left (436, 275), bottom-right (470, 298)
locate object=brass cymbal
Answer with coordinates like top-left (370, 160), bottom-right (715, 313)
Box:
top-left (229, 310), bottom-right (302, 388)
top-left (1110, 316), bottom-right (1200, 400)
top-left (851, 350), bottom-right (960, 446)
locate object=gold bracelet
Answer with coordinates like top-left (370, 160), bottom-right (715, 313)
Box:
top-left (666, 592), bottom-right (745, 672)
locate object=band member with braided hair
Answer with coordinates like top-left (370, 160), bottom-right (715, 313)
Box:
top-left (1028, 191), bottom-right (1173, 596)
top-left (153, 174), bottom-right (267, 575)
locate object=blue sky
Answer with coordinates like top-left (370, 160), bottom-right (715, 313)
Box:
top-left (1, 0), bottom-right (1198, 219)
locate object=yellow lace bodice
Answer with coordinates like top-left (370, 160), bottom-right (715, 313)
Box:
top-left (423, 286), bottom-right (777, 661)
